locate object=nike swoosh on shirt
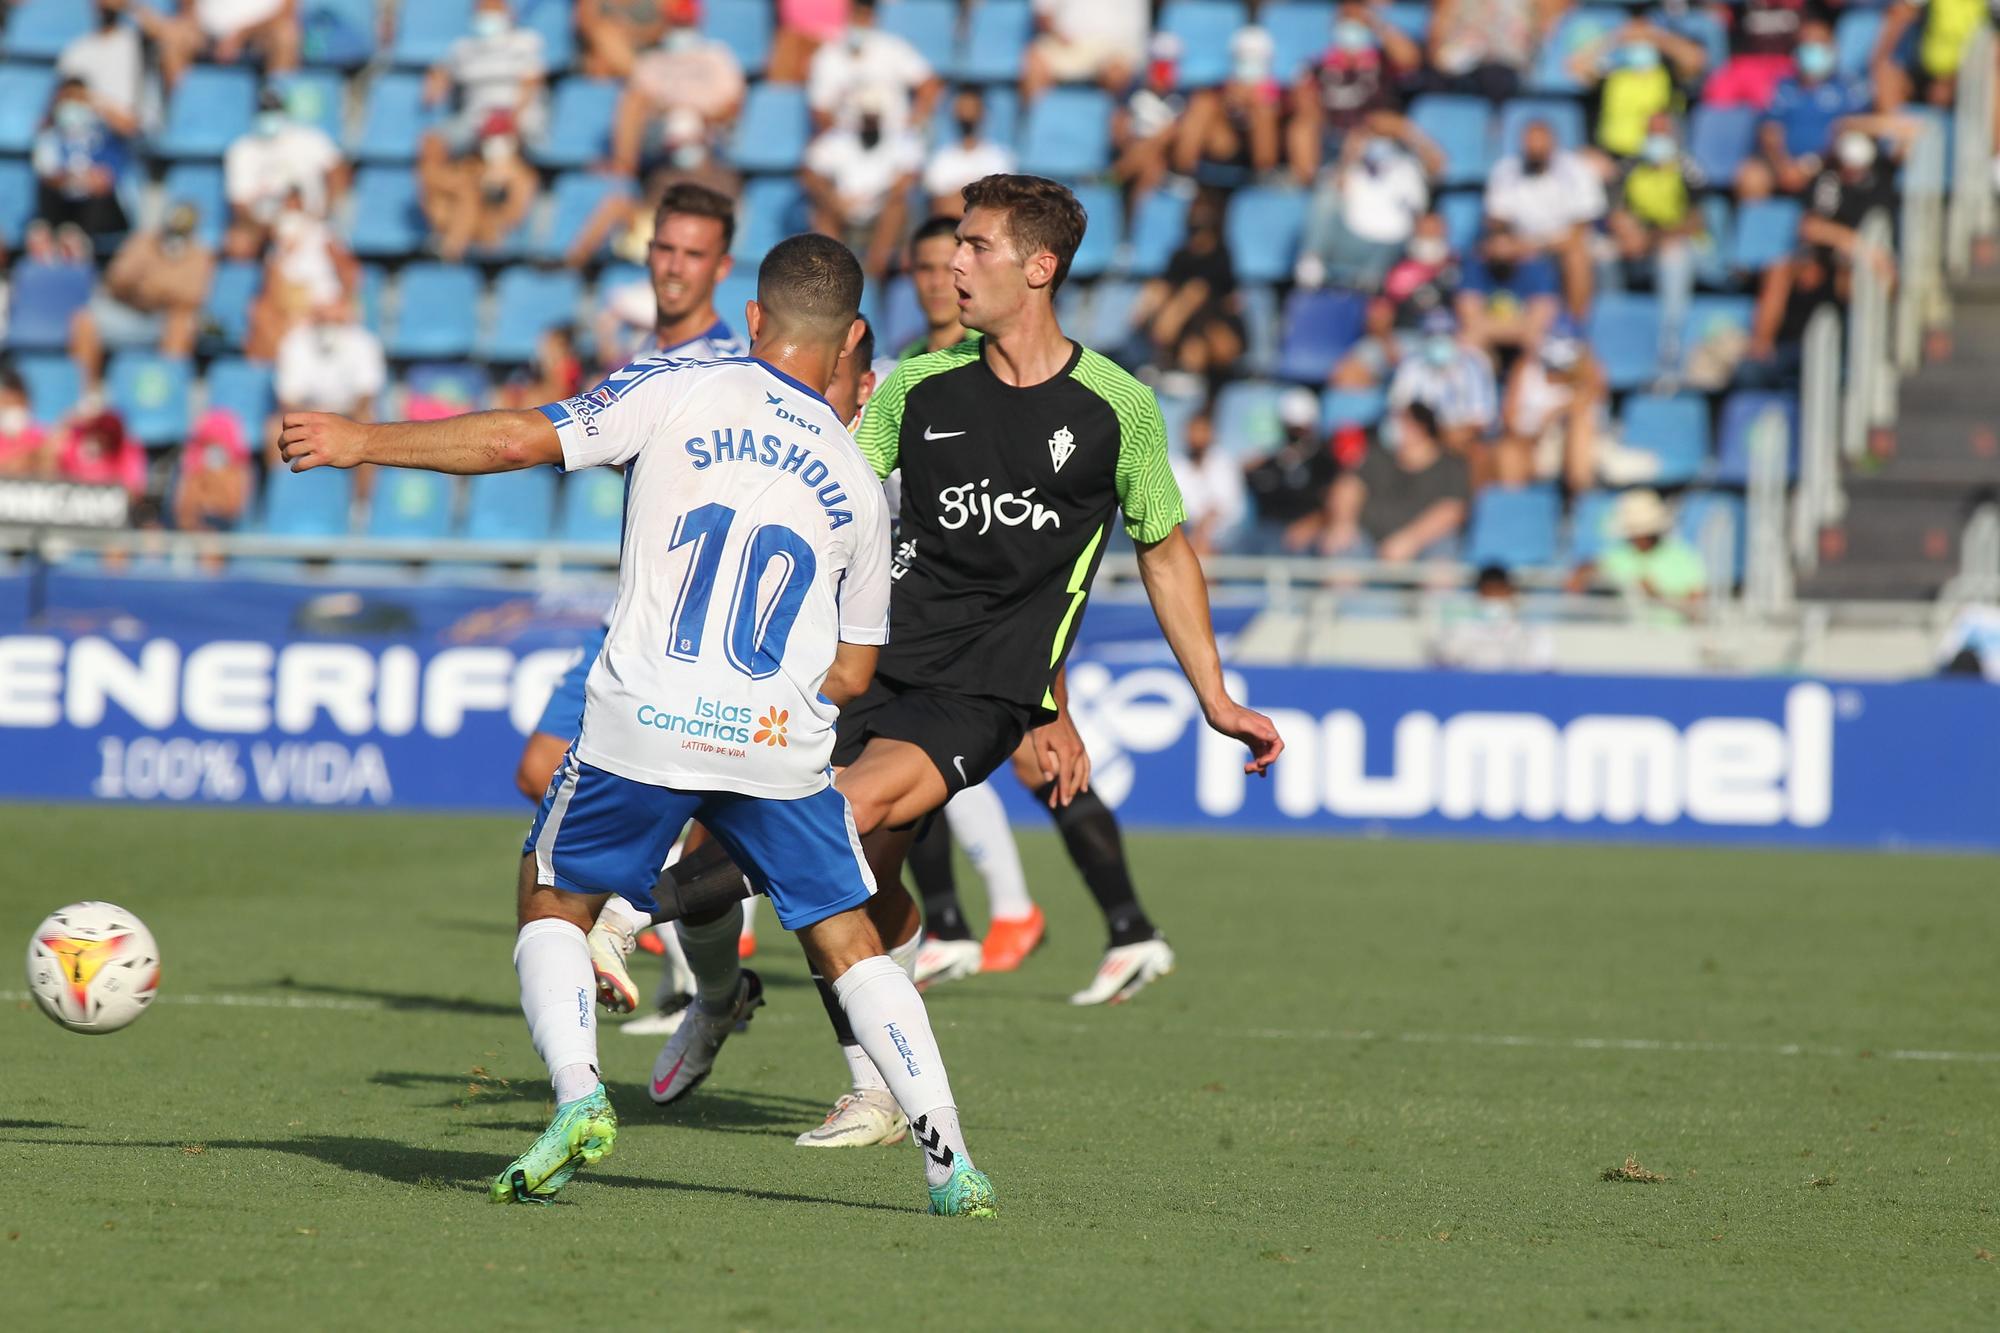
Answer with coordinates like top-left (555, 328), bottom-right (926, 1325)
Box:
top-left (924, 427), bottom-right (967, 440)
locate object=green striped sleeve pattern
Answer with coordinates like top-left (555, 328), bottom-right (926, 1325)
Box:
top-left (1072, 348), bottom-right (1187, 544)
top-left (854, 339), bottom-right (981, 480)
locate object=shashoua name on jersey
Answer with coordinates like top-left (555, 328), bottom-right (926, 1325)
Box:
top-left (856, 337), bottom-right (1185, 710)
top-left (538, 353), bottom-right (891, 798)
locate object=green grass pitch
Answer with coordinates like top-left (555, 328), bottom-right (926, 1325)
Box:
top-left (2, 804), bottom-right (1996, 1329)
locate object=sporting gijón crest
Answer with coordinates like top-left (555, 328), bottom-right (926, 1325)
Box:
top-left (912, 1114), bottom-right (956, 1169)
top-left (1048, 425), bottom-right (1075, 472)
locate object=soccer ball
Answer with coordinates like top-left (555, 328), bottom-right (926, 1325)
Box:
top-left (25, 901), bottom-right (161, 1034)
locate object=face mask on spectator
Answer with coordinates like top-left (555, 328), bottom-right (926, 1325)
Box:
top-left (203, 444), bottom-right (230, 471)
top-left (1642, 133), bottom-right (1676, 165)
top-left (472, 9), bottom-right (509, 39)
top-left (481, 134), bottom-right (516, 165)
top-left (1409, 236), bottom-right (1448, 265)
top-left (664, 27), bottom-right (698, 53)
top-left (98, 4), bottom-right (119, 30)
top-left (55, 100), bottom-right (94, 134)
top-left (1424, 335), bottom-right (1456, 366)
top-left (956, 112), bottom-right (980, 138)
top-left (1521, 149), bottom-right (1550, 175)
top-left (1620, 43), bottom-right (1661, 71)
top-left (858, 116), bottom-right (883, 150)
top-left (1333, 20), bottom-right (1374, 53)
top-left (1361, 138), bottom-right (1396, 171)
top-left (1837, 132), bottom-right (1877, 170)
top-left (0, 406), bottom-right (28, 437)
top-left (255, 110), bottom-right (285, 138)
top-left (1797, 43), bottom-right (1835, 80)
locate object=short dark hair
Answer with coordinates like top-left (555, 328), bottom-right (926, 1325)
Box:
top-left (960, 174), bottom-right (1088, 292)
top-left (912, 214), bottom-right (961, 248)
top-left (1475, 564), bottom-right (1515, 592)
top-left (0, 364), bottom-right (24, 397)
top-left (1402, 401), bottom-right (1441, 441)
top-left (852, 316), bottom-right (875, 368)
top-left (757, 232), bottom-right (864, 338)
top-left (655, 181), bottom-right (736, 252)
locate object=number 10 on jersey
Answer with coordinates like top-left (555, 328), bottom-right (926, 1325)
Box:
top-left (666, 503), bottom-right (818, 680)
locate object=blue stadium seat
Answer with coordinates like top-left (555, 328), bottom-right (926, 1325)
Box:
top-left (302, 0), bottom-right (377, 69)
top-left (881, 0), bottom-right (957, 72)
top-left (261, 463), bottom-right (353, 537)
top-left (1128, 192), bottom-right (1191, 277)
top-left (388, 265), bottom-right (481, 359)
top-left (1161, 2), bottom-right (1250, 89)
top-left (1619, 394), bottom-right (1710, 487)
top-left (1074, 278), bottom-right (1142, 352)
top-left (1224, 186), bottom-right (1306, 285)
top-left (1496, 99), bottom-right (1587, 155)
top-left (1587, 291), bottom-right (1663, 390)
top-left (404, 361), bottom-right (491, 412)
top-left (275, 69), bottom-right (345, 142)
top-left (1688, 105), bottom-right (1759, 184)
top-left (0, 64), bottom-right (56, 155)
top-left (367, 469), bottom-right (456, 540)
top-left (1262, 4), bottom-right (1334, 83)
top-left (15, 355), bottom-right (80, 425)
top-left (1409, 95), bottom-right (1493, 188)
top-left (1322, 387), bottom-right (1386, 429)
top-left (1067, 185), bottom-right (1122, 280)
top-left (704, 0), bottom-right (774, 75)
top-left (1438, 191), bottom-right (1485, 254)
top-left (1567, 489), bottom-right (1620, 564)
top-left (357, 264), bottom-right (388, 336)
top-left (877, 274), bottom-right (924, 354)
top-left (733, 175), bottom-right (807, 263)
top-left (1020, 87), bottom-right (1113, 178)
top-left (1276, 289), bottom-right (1365, 382)
top-left (1239, 283), bottom-right (1280, 375)
top-left (1715, 391), bottom-right (1798, 484)
top-left (1660, 8), bottom-right (1728, 74)
top-left (730, 83), bottom-right (810, 173)
top-left (354, 71), bottom-right (438, 161)
top-left (481, 269), bottom-right (581, 362)
top-left (1212, 380), bottom-right (1287, 460)
top-left (1677, 489), bottom-right (1746, 580)
top-left (348, 166), bottom-right (426, 257)
top-left (161, 162), bottom-right (227, 248)
top-left (520, 0), bottom-right (576, 73)
top-left (537, 171), bottom-right (633, 262)
top-left (5, 261), bottom-right (92, 351)
top-left (0, 159), bottom-right (35, 247)
top-left (1381, 3), bottom-right (1432, 43)
top-left (205, 359), bottom-right (274, 432)
top-left (714, 271), bottom-right (758, 332)
top-left (1467, 484), bottom-right (1562, 568)
top-left (3, 0), bottom-right (89, 59)
top-left (202, 261), bottom-right (262, 351)
top-left (1529, 7), bottom-right (1623, 94)
top-left (157, 65), bottom-right (257, 158)
top-left (1729, 198), bottom-right (1802, 272)
top-left (558, 467), bottom-right (626, 547)
top-left (107, 354), bottom-right (193, 446)
top-left (1680, 295), bottom-right (1755, 379)
top-left (1835, 9), bottom-right (1884, 80)
top-left (464, 468), bottom-right (557, 543)
top-left (394, 0), bottom-right (474, 67)
top-left (534, 77), bottom-right (619, 170)
top-left (956, 0), bottom-right (1033, 83)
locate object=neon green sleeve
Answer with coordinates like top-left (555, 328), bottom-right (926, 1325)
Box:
top-left (1074, 352), bottom-right (1186, 543)
top-left (853, 360), bottom-right (909, 481)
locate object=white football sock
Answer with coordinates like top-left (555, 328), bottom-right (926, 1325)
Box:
top-left (889, 924), bottom-right (922, 979)
top-left (842, 1041), bottom-right (889, 1094)
top-left (676, 901), bottom-right (745, 1013)
top-left (833, 954), bottom-right (972, 1187)
top-left (649, 923), bottom-right (692, 1009)
top-left (597, 894), bottom-right (650, 936)
top-left (739, 894), bottom-right (759, 945)
top-left (945, 780), bottom-right (1034, 920)
top-left (513, 919), bottom-right (599, 1103)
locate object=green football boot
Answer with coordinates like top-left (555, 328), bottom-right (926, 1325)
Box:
top-left (490, 1083), bottom-right (617, 1204)
top-left (927, 1160), bottom-right (997, 1218)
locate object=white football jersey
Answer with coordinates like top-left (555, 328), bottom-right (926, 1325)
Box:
top-left (540, 354), bottom-right (892, 798)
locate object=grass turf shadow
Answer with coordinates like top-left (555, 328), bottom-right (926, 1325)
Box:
top-left (266, 976), bottom-right (520, 1017)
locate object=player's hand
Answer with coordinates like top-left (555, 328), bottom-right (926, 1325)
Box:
top-left (1030, 712), bottom-right (1091, 808)
top-left (277, 412), bottom-right (369, 471)
top-left (1206, 699), bottom-right (1285, 777)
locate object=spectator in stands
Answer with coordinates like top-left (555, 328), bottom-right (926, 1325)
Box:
top-left (1609, 113), bottom-right (1708, 388)
top-left (1244, 387), bottom-right (1340, 554)
top-left (1737, 19), bottom-right (1874, 201)
top-left (567, 139), bottom-right (743, 268)
top-left (0, 368), bottom-right (55, 479)
top-left (54, 407), bottom-right (147, 497)
top-left (923, 88), bottom-right (1016, 218)
top-left (275, 296), bottom-right (385, 424)
top-left (421, 0), bottom-right (549, 163)
top-left (1022, 0), bottom-right (1150, 102)
top-left (1423, 0), bottom-right (1564, 104)
top-left (1382, 212), bottom-right (1462, 325)
top-left (1111, 33), bottom-right (1189, 209)
top-left (576, 0), bottom-right (674, 81)
top-left (1570, 18), bottom-right (1708, 162)
top-left (1456, 219), bottom-right (1562, 354)
top-left (1873, 0), bottom-right (1997, 114)
top-left (769, 0), bottom-right (851, 84)
top-left (1580, 488), bottom-right (1707, 615)
top-left (1173, 409), bottom-right (1248, 557)
top-left (1326, 402), bottom-right (1472, 561)
top-left (605, 6), bottom-right (747, 177)
top-left (1484, 119), bottom-right (1606, 318)
top-left (1747, 247), bottom-right (1835, 382)
top-left (1387, 308), bottom-right (1499, 458)
top-left (1801, 129), bottom-right (1903, 290)
top-left (421, 110), bottom-right (540, 261)
top-left (801, 88), bottom-right (923, 279)
top-left (1703, 0), bottom-right (1810, 111)
top-left (1431, 564), bottom-right (1555, 671)
top-left (134, 0), bottom-right (301, 93)
top-left (172, 408), bottom-right (253, 535)
top-left (1129, 191), bottom-right (1245, 384)
top-left (1496, 323), bottom-right (1651, 492)
top-left (1175, 27), bottom-right (1283, 190)
top-left (1297, 124), bottom-right (1440, 290)
top-left (58, 2), bottom-right (144, 138)
top-left (31, 79), bottom-right (131, 250)
top-left (807, 0), bottom-right (938, 133)
top-left (497, 328), bottom-right (585, 409)
top-left (244, 189), bottom-right (358, 360)
top-left (70, 202), bottom-right (214, 390)
top-left (1288, 3), bottom-right (1423, 184)
top-left (1332, 295), bottom-right (1415, 390)
top-left (223, 86), bottom-right (347, 261)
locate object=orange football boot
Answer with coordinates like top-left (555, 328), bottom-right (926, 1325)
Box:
top-left (979, 905), bottom-right (1046, 973)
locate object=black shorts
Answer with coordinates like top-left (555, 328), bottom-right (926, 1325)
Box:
top-left (832, 675), bottom-right (1036, 800)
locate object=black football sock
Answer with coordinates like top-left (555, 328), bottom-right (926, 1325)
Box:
top-left (907, 819), bottom-right (973, 940)
top-left (1037, 782), bottom-right (1156, 948)
top-left (648, 840), bottom-right (754, 925)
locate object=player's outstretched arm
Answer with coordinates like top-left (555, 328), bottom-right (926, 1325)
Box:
top-left (277, 409), bottom-right (563, 476)
top-left (1135, 526), bottom-right (1285, 776)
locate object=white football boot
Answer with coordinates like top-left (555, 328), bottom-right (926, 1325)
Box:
top-left (585, 909), bottom-right (644, 1014)
top-left (913, 935), bottom-right (983, 989)
top-left (648, 970), bottom-right (763, 1103)
top-left (793, 1089), bottom-right (910, 1148)
top-left (1069, 936), bottom-right (1176, 1006)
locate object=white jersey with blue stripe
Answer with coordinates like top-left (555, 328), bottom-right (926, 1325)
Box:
top-left (538, 354), bottom-right (892, 798)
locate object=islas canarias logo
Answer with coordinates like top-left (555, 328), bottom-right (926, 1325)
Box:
top-left (754, 708), bottom-right (789, 747)
top-left (40, 930), bottom-right (136, 1011)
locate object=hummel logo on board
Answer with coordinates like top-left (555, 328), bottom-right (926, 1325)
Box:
top-left (924, 426), bottom-right (967, 440)
top-left (1049, 426), bottom-right (1075, 471)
